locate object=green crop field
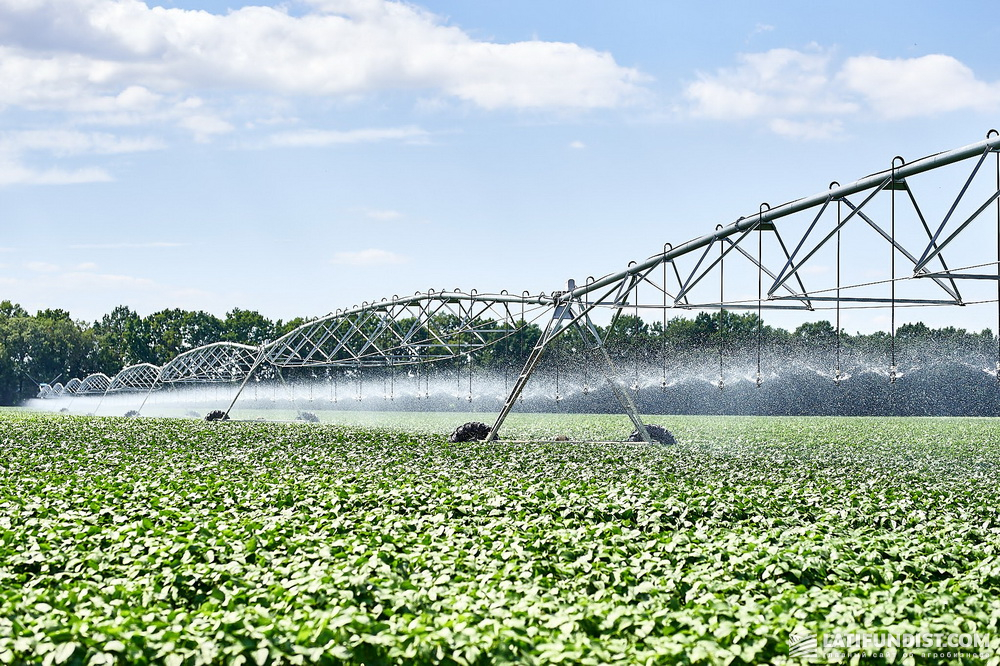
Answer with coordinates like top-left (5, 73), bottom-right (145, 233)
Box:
top-left (2, 411), bottom-right (1000, 665)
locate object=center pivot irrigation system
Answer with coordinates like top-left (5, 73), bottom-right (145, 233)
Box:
top-left (45, 131), bottom-right (1000, 442)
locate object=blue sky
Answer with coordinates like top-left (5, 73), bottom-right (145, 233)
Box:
top-left (2, 0), bottom-right (1000, 334)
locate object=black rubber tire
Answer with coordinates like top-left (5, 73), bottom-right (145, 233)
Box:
top-left (205, 410), bottom-right (230, 422)
top-left (626, 424), bottom-right (676, 445)
top-left (448, 421), bottom-right (492, 443)
top-left (124, 410), bottom-right (139, 418)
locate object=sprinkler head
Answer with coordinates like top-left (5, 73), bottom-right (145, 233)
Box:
top-left (582, 385), bottom-right (590, 395)
top-left (660, 380), bottom-right (667, 391)
top-left (717, 379), bottom-right (725, 391)
top-left (630, 383), bottom-right (639, 392)
top-left (555, 393), bottom-right (562, 402)
top-left (755, 373), bottom-right (763, 388)
top-left (889, 365), bottom-right (898, 384)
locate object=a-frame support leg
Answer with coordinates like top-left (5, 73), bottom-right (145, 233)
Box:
top-left (486, 296), bottom-right (653, 443)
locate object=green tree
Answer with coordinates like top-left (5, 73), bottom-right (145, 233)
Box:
top-left (92, 305), bottom-right (142, 370)
top-left (794, 320), bottom-right (837, 341)
top-left (223, 309), bottom-right (275, 345)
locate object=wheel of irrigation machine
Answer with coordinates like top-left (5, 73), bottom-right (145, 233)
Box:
top-left (448, 421), bottom-right (493, 443)
top-left (627, 425), bottom-right (676, 445)
top-left (205, 410), bottom-right (230, 422)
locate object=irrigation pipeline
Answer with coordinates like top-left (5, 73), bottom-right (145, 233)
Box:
top-left (556, 134), bottom-right (1000, 306)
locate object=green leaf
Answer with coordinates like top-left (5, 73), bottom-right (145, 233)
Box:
top-left (52, 643), bottom-right (78, 665)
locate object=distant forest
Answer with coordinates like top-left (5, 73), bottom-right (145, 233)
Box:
top-left (2, 299), bottom-right (999, 412)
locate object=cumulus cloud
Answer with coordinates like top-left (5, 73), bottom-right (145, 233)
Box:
top-left (682, 47), bottom-right (1000, 137)
top-left (0, 0), bottom-right (645, 114)
top-left (684, 47), bottom-right (857, 120)
top-left (331, 248), bottom-right (407, 266)
top-left (839, 54), bottom-right (1000, 119)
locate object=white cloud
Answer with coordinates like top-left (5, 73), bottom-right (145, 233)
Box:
top-left (267, 126), bottom-right (428, 148)
top-left (569, 140), bottom-right (586, 149)
top-left (75, 262), bottom-right (99, 271)
top-left (681, 47), bottom-right (1000, 137)
top-left (0, 0), bottom-right (645, 113)
top-left (684, 47), bottom-right (856, 121)
top-left (839, 54), bottom-right (1000, 119)
top-left (331, 248), bottom-right (407, 266)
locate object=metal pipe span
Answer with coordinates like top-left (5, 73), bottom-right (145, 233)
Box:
top-left (566, 133), bottom-right (1000, 301)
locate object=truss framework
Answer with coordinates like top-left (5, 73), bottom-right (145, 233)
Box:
top-left (107, 363), bottom-right (161, 392)
top-left (263, 291), bottom-right (552, 368)
top-left (158, 342), bottom-right (261, 383)
top-left (79, 373), bottom-right (111, 394)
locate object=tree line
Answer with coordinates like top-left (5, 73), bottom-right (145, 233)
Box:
top-left (1, 300), bottom-right (996, 406)
top-left (0, 302), bottom-right (306, 405)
